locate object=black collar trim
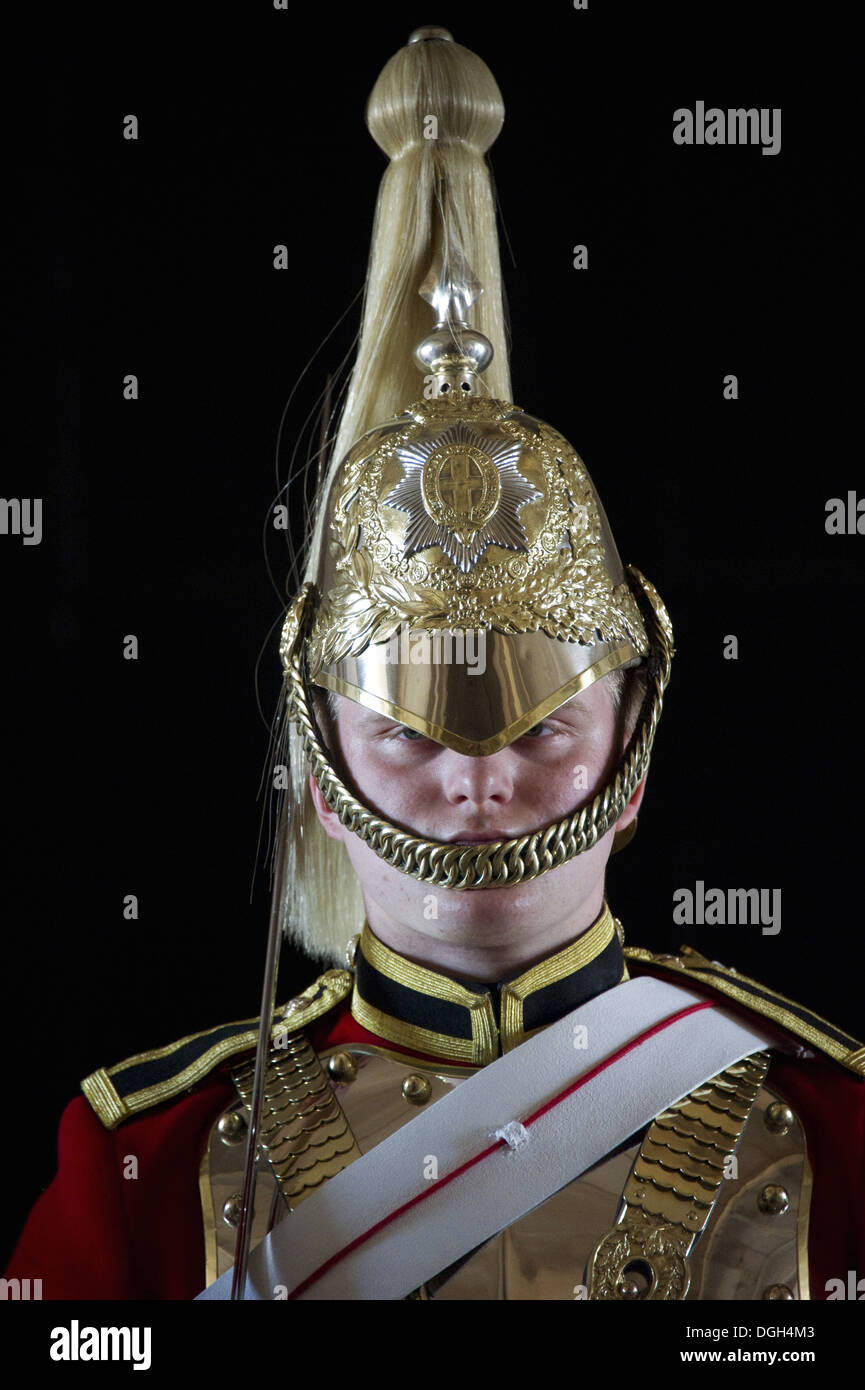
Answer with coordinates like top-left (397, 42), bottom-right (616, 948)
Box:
top-left (351, 902), bottom-right (627, 1064)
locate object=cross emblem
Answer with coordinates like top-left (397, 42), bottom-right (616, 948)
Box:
top-left (386, 420), bottom-right (541, 572)
top-left (438, 454), bottom-right (485, 514)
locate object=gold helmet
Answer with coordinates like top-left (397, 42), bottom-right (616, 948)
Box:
top-left (278, 29), bottom-right (673, 919)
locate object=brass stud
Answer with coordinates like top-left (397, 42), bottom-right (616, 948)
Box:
top-left (402, 1074), bottom-right (432, 1105)
top-left (217, 1111), bottom-right (247, 1146)
top-left (617, 1279), bottom-right (641, 1300)
top-left (222, 1194), bottom-right (243, 1227)
top-left (327, 1051), bottom-right (358, 1084)
top-left (763, 1284), bottom-right (794, 1300)
top-left (757, 1184), bottom-right (790, 1216)
top-left (764, 1101), bottom-right (794, 1135)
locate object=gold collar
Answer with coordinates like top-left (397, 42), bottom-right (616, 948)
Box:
top-left (351, 902), bottom-right (628, 1065)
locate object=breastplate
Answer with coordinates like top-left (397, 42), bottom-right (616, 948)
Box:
top-left (199, 1038), bottom-right (811, 1300)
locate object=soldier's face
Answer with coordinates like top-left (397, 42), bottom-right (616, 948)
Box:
top-left (308, 674), bottom-right (644, 976)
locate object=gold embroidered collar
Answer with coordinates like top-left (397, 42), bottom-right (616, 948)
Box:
top-left (351, 902), bottom-right (628, 1065)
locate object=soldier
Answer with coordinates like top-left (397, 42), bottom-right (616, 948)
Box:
top-left (6, 28), bottom-right (864, 1303)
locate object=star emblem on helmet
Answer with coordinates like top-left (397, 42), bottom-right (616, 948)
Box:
top-left (384, 420), bottom-right (542, 572)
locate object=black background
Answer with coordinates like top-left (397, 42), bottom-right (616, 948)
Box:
top-left (3, 0), bottom-right (861, 1272)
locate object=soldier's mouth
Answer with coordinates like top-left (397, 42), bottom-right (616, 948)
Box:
top-left (448, 830), bottom-right (516, 843)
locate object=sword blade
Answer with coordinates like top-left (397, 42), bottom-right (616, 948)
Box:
top-left (230, 810), bottom-right (289, 1300)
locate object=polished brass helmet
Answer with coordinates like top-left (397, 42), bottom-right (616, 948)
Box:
top-left (279, 215), bottom-right (673, 891)
top-left (297, 391), bottom-right (655, 755)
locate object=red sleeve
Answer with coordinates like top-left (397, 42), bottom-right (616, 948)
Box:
top-left (767, 1054), bottom-right (865, 1300)
top-left (6, 1080), bottom-right (234, 1300)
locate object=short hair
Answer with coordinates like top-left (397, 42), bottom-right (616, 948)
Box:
top-left (605, 663), bottom-right (649, 740)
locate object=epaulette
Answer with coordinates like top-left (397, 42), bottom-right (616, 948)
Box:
top-left (81, 969), bottom-right (353, 1130)
top-left (625, 944), bottom-right (865, 1079)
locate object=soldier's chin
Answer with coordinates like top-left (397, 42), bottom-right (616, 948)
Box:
top-left (403, 849), bottom-right (607, 927)
top-left (400, 868), bottom-right (607, 959)
top-left (338, 808), bottom-right (613, 923)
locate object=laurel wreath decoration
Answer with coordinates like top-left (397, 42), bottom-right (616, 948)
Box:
top-left (306, 398), bottom-right (649, 675)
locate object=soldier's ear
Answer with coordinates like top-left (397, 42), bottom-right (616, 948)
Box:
top-left (614, 773), bottom-right (647, 834)
top-left (308, 772), bottom-right (346, 842)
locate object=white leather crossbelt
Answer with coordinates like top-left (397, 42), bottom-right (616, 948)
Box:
top-left (197, 976), bottom-right (778, 1301)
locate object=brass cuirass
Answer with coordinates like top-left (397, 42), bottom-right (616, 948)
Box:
top-left (199, 1038), bottom-right (810, 1300)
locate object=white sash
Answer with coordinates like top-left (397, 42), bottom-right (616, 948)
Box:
top-left (197, 976), bottom-right (778, 1301)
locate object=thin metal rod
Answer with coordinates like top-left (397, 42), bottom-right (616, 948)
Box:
top-left (230, 808), bottom-right (289, 1300)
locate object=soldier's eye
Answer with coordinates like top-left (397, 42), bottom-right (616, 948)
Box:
top-left (398, 727), bottom-right (426, 741)
top-left (522, 723), bottom-right (548, 737)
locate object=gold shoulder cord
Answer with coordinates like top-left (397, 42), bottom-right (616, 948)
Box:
top-left (587, 1051), bottom-right (770, 1299)
top-left (231, 1031), bottom-right (362, 1208)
